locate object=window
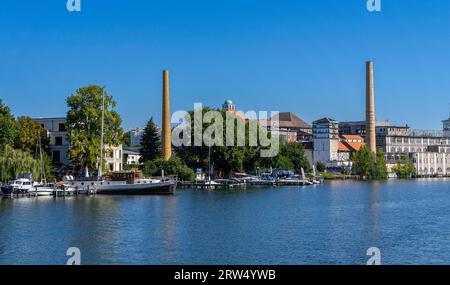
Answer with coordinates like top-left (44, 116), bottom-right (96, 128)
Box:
top-left (58, 123), bottom-right (66, 132)
top-left (52, 151), bottom-right (61, 163)
top-left (55, 137), bottom-right (63, 146)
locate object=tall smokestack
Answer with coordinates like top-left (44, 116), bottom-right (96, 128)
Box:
top-left (162, 70), bottom-right (172, 161)
top-left (366, 61), bottom-right (377, 154)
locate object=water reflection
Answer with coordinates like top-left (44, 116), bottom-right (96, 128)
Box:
top-left (1, 179), bottom-right (450, 264)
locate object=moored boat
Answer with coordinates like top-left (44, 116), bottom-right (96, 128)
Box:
top-left (66, 171), bottom-right (176, 195)
top-left (1, 174), bottom-right (37, 195)
top-left (28, 185), bottom-right (56, 196)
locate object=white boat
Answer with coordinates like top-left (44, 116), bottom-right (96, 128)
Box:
top-left (28, 185), bottom-right (56, 196)
top-left (1, 174), bottom-right (37, 195)
top-left (65, 172), bottom-right (176, 195)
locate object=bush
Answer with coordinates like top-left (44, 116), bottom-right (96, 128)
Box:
top-left (143, 157), bottom-right (195, 181)
top-left (316, 161), bottom-right (326, 172)
top-left (351, 146), bottom-right (387, 179)
top-left (392, 155), bottom-right (416, 178)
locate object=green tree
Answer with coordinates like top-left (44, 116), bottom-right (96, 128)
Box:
top-left (139, 117), bottom-right (161, 163)
top-left (174, 107), bottom-right (312, 177)
top-left (374, 151), bottom-right (388, 179)
top-left (66, 86), bottom-right (124, 172)
top-left (279, 142), bottom-right (311, 173)
top-left (351, 146), bottom-right (387, 179)
top-left (316, 161), bottom-right (326, 172)
top-left (0, 145), bottom-right (45, 183)
top-left (143, 157), bottom-right (195, 181)
top-left (0, 99), bottom-right (17, 153)
top-left (123, 131), bottom-right (131, 147)
top-left (392, 155), bottom-right (416, 178)
top-left (15, 116), bottom-right (50, 157)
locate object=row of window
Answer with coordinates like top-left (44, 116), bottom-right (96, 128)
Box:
top-left (388, 147), bottom-right (450, 153)
top-left (52, 151), bottom-right (123, 163)
top-left (416, 158), bottom-right (450, 164)
top-left (418, 168), bottom-right (450, 175)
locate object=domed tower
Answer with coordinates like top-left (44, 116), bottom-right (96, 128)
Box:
top-left (222, 100), bottom-right (236, 111)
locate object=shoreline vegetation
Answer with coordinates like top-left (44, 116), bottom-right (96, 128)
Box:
top-left (0, 86), bottom-right (438, 186)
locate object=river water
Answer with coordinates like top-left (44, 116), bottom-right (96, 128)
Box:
top-left (0, 179), bottom-right (449, 265)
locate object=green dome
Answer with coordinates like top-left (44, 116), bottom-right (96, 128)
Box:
top-left (225, 100), bottom-right (233, 105)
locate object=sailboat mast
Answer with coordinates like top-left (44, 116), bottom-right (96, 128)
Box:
top-left (99, 90), bottom-right (105, 179)
top-left (38, 133), bottom-right (46, 184)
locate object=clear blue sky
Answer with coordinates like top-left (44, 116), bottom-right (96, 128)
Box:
top-left (1, 0), bottom-right (449, 130)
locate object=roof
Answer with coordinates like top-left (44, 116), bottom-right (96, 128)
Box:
top-left (338, 135), bottom-right (365, 152)
top-left (123, 149), bottom-right (140, 155)
top-left (267, 112), bottom-right (311, 129)
top-left (338, 143), bottom-right (351, 152)
top-left (340, 134), bottom-right (365, 141)
top-left (226, 110), bottom-right (248, 121)
top-left (313, 117), bottom-right (338, 124)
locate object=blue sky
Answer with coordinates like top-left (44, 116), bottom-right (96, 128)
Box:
top-left (0, 0), bottom-right (449, 130)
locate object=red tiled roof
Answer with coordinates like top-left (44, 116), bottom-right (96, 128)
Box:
top-left (339, 142), bottom-right (350, 152)
top-left (340, 134), bottom-right (365, 141)
top-left (344, 141), bottom-right (365, 152)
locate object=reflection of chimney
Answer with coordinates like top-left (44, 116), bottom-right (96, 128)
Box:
top-left (162, 70), bottom-right (172, 160)
top-left (366, 61), bottom-right (377, 153)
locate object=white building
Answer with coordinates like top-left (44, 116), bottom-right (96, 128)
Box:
top-left (123, 148), bottom-right (142, 165)
top-left (312, 118), bottom-right (340, 167)
top-left (130, 128), bottom-right (145, 146)
top-left (413, 151), bottom-right (450, 176)
top-left (444, 118), bottom-right (450, 137)
top-left (34, 117), bottom-right (70, 166)
top-left (34, 117), bottom-right (123, 172)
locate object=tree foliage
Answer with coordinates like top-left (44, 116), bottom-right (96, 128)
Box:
top-left (123, 131), bottom-right (131, 147)
top-left (174, 107), bottom-right (310, 177)
top-left (0, 145), bottom-right (47, 183)
top-left (143, 157), bottom-right (195, 181)
top-left (0, 99), bottom-right (17, 153)
top-left (66, 85), bottom-right (124, 172)
top-left (316, 161), bottom-right (326, 172)
top-left (15, 116), bottom-right (50, 157)
top-left (351, 146), bottom-right (387, 179)
top-left (139, 117), bottom-right (161, 163)
top-left (392, 155), bottom-right (416, 178)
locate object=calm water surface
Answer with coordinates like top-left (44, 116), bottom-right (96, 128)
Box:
top-left (0, 179), bottom-right (449, 265)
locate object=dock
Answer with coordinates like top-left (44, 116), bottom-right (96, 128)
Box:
top-left (177, 179), bottom-right (322, 190)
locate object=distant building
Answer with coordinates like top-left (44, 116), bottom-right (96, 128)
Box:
top-left (339, 118), bottom-right (450, 176)
top-left (338, 135), bottom-right (365, 163)
top-left (222, 99), bottom-right (248, 121)
top-left (444, 118), bottom-right (450, 137)
top-left (129, 128), bottom-right (144, 146)
top-left (34, 117), bottom-right (123, 172)
top-left (123, 147), bottom-right (142, 165)
top-left (260, 112), bottom-right (312, 143)
top-left (339, 120), bottom-right (390, 138)
top-left (34, 117), bottom-right (70, 166)
top-left (312, 117), bottom-right (340, 167)
top-left (222, 99), bottom-right (236, 111)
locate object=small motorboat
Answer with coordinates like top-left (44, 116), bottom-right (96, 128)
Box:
top-left (28, 185), bottom-right (56, 196)
top-left (1, 174), bottom-right (36, 195)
